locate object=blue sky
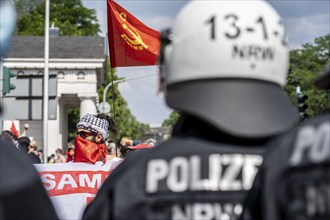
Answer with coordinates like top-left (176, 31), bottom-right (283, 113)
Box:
top-left (82, 0), bottom-right (330, 125)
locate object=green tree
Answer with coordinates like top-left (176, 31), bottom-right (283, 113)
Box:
top-left (98, 57), bottom-right (149, 142)
top-left (67, 108), bottom-right (80, 142)
top-left (285, 34), bottom-right (330, 119)
top-left (15, 0), bottom-right (100, 36)
top-left (15, 0), bottom-right (149, 141)
top-left (14, 0), bottom-right (43, 19)
top-left (162, 111), bottom-right (180, 127)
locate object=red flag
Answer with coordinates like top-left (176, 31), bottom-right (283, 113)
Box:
top-left (10, 120), bottom-right (19, 138)
top-left (107, 0), bottom-right (160, 67)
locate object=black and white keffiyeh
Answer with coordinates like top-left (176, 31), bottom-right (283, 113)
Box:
top-left (76, 113), bottom-right (109, 140)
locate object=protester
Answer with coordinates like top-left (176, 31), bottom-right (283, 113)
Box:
top-left (106, 140), bottom-right (116, 155)
top-left (74, 113), bottom-right (117, 164)
top-left (0, 132), bottom-right (14, 143)
top-left (37, 149), bottom-right (44, 163)
top-left (66, 143), bottom-right (75, 162)
top-left (132, 139), bottom-right (141, 146)
top-left (119, 141), bottom-right (154, 159)
top-left (0, 1), bottom-right (58, 218)
top-left (29, 139), bottom-right (38, 155)
top-left (82, 1), bottom-right (298, 220)
top-left (1, 130), bottom-right (18, 145)
top-left (119, 137), bottom-right (133, 147)
top-left (55, 148), bottom-right (67, 163)
top-left (19, 123), bottom-right (30, 137)
top-left (47, 154), bottom-right (56, 163)
top-left (127, 142), bottom-right (153, 151)
top-left (145, 139), bottom-right (156, 147)
top-left (118, 136), bottom-right (133, 158)
top-left (17, 136), bottom-right (41, 164)
top-left (105, 141), bottom-right (119, 159)
top-left (240, 66), bottom-right (330, 220)
top-left (118, 138), bottom-right (153, 158)
top-left (104, 141), bottom-right (124, 167)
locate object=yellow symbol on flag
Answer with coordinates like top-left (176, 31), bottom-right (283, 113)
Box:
top-left (119, 13), bottom-right (148, 51)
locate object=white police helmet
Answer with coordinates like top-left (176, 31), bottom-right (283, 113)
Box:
top-left (159, 0), bottom-right (298, 138)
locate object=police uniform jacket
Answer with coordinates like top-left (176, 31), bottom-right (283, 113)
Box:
top-left (241, 111), bottom-right (330, 220)
top-left (0, 139), bottom-right (58, 220)
top-left (83, 114), bottom-right (275, 220)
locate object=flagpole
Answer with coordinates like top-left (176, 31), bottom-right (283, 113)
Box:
top-left (106, 0), bottom-right (119, 152)
top-left (106, 0), bottom-right (160, 156)
top-left (43, 0), bottom-right (50, 164)
top-left (107, 1), bottom-right (117, 126)
top-left (102, 72), bottom-right (156, 157)
top-left (107, 0), bottom-right (117, 67)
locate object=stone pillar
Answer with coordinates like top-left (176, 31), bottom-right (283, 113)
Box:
top-left (47, 97), bottom-right (61, 157)
top-left (78, 94), bottom-right (97, 118)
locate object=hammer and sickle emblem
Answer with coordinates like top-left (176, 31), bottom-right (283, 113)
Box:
top-left (119, 13), bottom-right (148, 49)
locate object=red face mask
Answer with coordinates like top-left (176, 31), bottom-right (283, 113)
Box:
top-left (74, 134), bottom-right (108, 164)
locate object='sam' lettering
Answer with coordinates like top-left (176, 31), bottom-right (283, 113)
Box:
top-left (58, 174), bottom-right (78, 190)
top-left (38, 170), bottom-right (111, 196)
top-left (41, 174), bottom-right (56, 191)
top-left (79, 174), bottom-right (102, 188)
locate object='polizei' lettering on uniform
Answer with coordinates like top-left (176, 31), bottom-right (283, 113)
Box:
top-left (289, 121), bottom-right (330, 166)
top-left (146, 154), bottom-right (262, 193)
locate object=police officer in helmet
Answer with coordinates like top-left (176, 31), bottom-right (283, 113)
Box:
top-left (83, 1), bottom-right (298, 220)
top-left (240, 66), bottom-right (330, 220)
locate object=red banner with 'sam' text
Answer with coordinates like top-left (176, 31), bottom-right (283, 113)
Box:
top-left (35, 160), bottom-right (122, 220)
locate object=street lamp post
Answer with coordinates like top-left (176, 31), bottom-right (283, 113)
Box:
top-left (101, 73), bottom-right (156, 113)
top-left (43, 0), bottom-right (50, 164)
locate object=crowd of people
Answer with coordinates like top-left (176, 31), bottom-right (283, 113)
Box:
top-left (1, 0), bottom-right (329, 220)
top-left (0, 125), bottom-right (43, 164)
top-left (0, 121), bottom-right (154, 165)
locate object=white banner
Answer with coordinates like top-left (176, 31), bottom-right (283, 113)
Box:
top-left (35, 159), bottom-right (122, 220)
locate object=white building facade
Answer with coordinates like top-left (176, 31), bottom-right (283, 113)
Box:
top-left (2, 36), bottom-right (105, 155)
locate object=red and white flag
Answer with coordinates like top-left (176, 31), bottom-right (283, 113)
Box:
top-left (107, 0), bottom-right (160, 67)
top-left (10, 119), bottom-right (19, 138)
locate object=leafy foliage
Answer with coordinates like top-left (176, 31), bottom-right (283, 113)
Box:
top-left (15, 0), bottom-right (100, 36)
top-left (15, 0), bottom-right (148, 141)
top-left (66, 58), bottom-right (149, 142)
top-left (67, 108), bottom-right (80, 142)
top-left (285, 34), bottom-right (330, 118)
top-left (98, 57), bottom-right (149, 142)
top-left (161, 35), bottom-right (330, 126)
top-left (14, 0), bottom-right (43, 19)
top-left (162, 111), bottom-right (180, 127)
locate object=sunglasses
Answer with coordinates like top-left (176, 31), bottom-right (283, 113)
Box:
top-left (77, 131), bottom-right (97, 139)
